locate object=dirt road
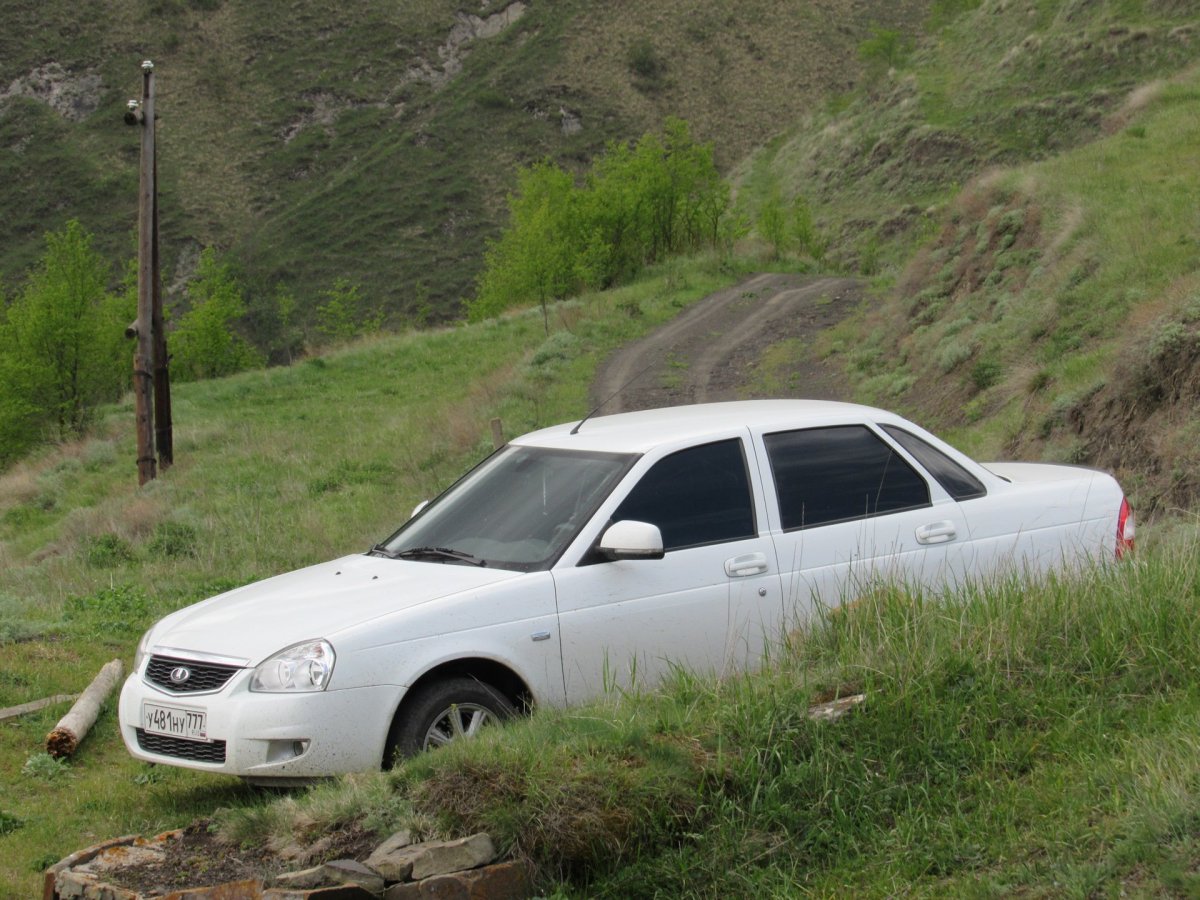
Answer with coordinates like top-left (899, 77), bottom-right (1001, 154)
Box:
top-left (590, 273), bottom-right (863, 413)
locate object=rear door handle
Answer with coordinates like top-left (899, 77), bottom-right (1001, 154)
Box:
top-left (915, 521), bottom-right (957, 544)
top-left (725, 552), bottom-right (768, 577)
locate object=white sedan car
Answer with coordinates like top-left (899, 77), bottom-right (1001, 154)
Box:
top-left (119, 400), bottom-right (1134, 781)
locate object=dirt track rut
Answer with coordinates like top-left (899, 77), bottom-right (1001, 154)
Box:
top-left (591, 273), bottom-right (863, 414)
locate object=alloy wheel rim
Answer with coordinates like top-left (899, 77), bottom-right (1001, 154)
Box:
top-left (422, 702), bottom-right (496, 750)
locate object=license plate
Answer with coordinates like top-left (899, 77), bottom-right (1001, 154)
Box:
top-left (142, 702), bottom-right (208, 742)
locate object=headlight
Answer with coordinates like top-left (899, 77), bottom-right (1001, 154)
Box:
top-left (250, 639), bottom-right (335, 693)
top-left (133, 628), bottom-right (153, 673)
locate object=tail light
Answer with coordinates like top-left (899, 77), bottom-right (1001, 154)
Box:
top-left (1116, 497), bottom-right (1135, 559)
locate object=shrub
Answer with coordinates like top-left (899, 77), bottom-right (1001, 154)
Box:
top-left (529, 331), bottom-right (582, 369)
top-left (970, 359), bottom-right (1003, 391)
top-left (147, 521), bottom-right (199, 559)
top-left (65, 584), bottom-right (151, 635)
top-left (171, 248), bottom-right (263, 381)
top-left (936, 337), bottom-right (974, 373)
top-left (21, 753), bottom-right (70, 782)
top-left (628, 39), bottom-right (667, 88)
top-left (0, 221), bottom-right (132, 465)
top-left (83, 533), bottom-right (135, 568)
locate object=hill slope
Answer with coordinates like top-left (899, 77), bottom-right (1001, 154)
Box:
top-left (0, 0), bottom-right (928, 322)
top-left (735, 0), bottom-right (1199, 510)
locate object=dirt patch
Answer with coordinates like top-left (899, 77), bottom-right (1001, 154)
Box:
top-left (590, 274), bottom-right (863, 413)
top-left (101, 818), bottom-right (379, 896)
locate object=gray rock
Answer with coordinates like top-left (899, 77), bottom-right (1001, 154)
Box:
top-left (381, 860), bottom-right (530, 899)
top-left (274, 865), bottom-right (332, 890)
top-left (365, 831), bottom-right (417, 882)
top-left (323, 859), bottom-right (386, 895)
top-left (410, 833), bottom-right (496, 881)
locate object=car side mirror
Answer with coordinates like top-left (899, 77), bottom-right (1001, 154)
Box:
top-left (411, 500), bottom-right (429, 519)
top-left (598, 520), bottom-right (664, 561)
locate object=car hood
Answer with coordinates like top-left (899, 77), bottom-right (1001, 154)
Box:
top-left (145, 554), bottom-right (519, 665)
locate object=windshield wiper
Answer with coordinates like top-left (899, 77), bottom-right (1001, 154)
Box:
top-left (394, 546), bottom-right (487, 567)
top-left (367, 543), bottom-right (397, 559)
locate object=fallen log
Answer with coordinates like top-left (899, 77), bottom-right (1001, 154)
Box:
top-left (0, 694), bottom-right (76, 723)
top-left (46, 659), bottom-right (124, 758)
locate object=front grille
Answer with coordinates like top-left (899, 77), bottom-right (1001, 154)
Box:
top-left (146, 655), bottom-right (241, 694)
top-left (136, 729), bottom-right (227, 763)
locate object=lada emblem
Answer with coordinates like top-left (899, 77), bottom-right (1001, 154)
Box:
top-left (169, 666), bottom-right (191, 685)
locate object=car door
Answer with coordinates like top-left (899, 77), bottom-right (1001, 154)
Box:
top-left (552, 436), bottom-right (781, 704)
top-left (752, 423), bottom-right (972, 625)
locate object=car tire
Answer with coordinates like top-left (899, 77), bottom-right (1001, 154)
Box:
top-left (386, 677), bottom-right (516, 762)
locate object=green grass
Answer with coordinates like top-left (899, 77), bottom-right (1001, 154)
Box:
top-left (195, 529), bottom-right (1200, 897)
top-left (0, 256), bottom-right (742, 898)
top-left (6, 253), bottom-right (1200, 897)
top-left (855, 64), bottom-right (1200, 508)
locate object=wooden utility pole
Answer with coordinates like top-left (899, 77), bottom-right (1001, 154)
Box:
top-left (125, 60), bottom-right (172, 484)
top-left (150, 106), bottom-right (172, 471)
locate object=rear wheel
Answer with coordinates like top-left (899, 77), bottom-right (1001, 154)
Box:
top-left (387, 677), bottom-right (516, 761)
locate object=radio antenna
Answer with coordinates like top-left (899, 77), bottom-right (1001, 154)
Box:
top-left (570, 359), bottom-right (658, 435)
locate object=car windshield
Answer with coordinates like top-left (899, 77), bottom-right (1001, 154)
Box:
top-left (377, 445), bottom-right (636, 571)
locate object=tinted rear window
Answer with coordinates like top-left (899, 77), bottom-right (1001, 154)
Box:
top-left (764, 425), bottom-right (930, 530)
top-left (880, 425), bottom-right (987, 502)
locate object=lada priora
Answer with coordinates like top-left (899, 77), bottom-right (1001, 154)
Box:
top-left (119, 400), bottom-right (1135, 781)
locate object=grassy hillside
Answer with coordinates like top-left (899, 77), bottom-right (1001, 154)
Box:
top-left (4, 257), bottom-right (1200, 898)
top-left (0, 257), bottom-right (747, 898)
top-left (0, 0), bottom-right (929, 322)
top-left (736, 0), bottom-right (1200, 511)
top-left (4, 0), bottom-right (1200, 895)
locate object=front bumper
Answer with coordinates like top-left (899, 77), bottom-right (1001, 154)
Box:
top-left (118, 666), bottom-right (403, 778)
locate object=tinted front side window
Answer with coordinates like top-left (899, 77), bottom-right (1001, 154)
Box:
top-left (880, 425), bottom-right (987, 501)
top-left (613, 439), bottom-right (755, 550)
top-left (764, 426), bottom-right (930, 530)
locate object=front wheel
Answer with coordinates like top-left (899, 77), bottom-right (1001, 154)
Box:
top-left (387, 677), bottom-right (516, 761)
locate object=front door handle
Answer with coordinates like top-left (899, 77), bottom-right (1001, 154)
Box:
top-left (725, 552), bottom-right (768, 577)
top-left (915, 521), bottom-right (957, 544)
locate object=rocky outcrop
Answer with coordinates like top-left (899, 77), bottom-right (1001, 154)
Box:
top-left (44, 830), bottom-right (529, 900)
top-left (406, 3), bottom-right (528, 89)
top-left (1, 62), bottom-right (102, 121)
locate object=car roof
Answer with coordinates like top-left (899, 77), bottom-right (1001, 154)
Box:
top-left (513, 399), bottom-right (895, 454)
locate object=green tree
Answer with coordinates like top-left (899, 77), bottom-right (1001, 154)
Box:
top-left (757, 191), bottom-right (789, 259)
top-left (470, 161), bottom-right (582, 331)
top-left (171, 248), bottom-right (262, 381)
top-left (470, 119), bottom-right (730, 323)
top-left (0, 221), bottom-right (130, 464)
top-left (791, 194), bottom-right (827, 261)
top-left (315, 279), bottom-right (383, 345)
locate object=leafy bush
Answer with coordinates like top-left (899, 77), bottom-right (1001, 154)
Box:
top-left (0, 810), bottom-right (23, 834)
top-left (83, 533), bottom-right (135, 568)
top-left (970, 359), bottom-right (1003, 391)
top-left (65, 584), bottom-right (151, 635)
top-left (936, 337), bottom-right (975, 372)
top-left (170, 249), bottom-right (263, 381)
top-left (21, 753), bottom-right (70, 782)
top-left (627, 39), bottom-right (667, 88)
top-left (315, 278), bottom-right (384, 345)
top-left (0, 221), bottom-right (133, 466)
top-left (529, 331), bottom-right (582, 369)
